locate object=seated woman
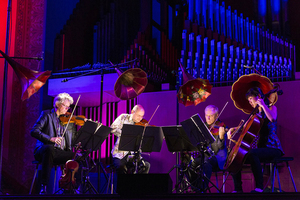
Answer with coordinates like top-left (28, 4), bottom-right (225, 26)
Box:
top-left (227, 87), bottom-right (284, 193)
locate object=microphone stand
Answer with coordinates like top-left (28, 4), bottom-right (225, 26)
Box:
top-left (60, 58), bottom-right (137, 193)
top-left (98, 68), bottom-right (103, 193)
top-left (0, 0), bottom-right (12, 193)
top-left (60, 58), bottom-right (138, 82)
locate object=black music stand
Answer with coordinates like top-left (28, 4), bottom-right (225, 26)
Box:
top-left (74, 120), bottom-right (112, 194)
top-left (180, 113), bottom-right (221, 193)
top-left (119, 124), bottom-right (163, 173)
top-left (162, 125), bottom-right (198, 152)
top-left (119, 124), bottom-right (163, 153)
top-left (162, 125), bottom-right (198, 193)
top-left (75, 121), bottom-right (112, 150)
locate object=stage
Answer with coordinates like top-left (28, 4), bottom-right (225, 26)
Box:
top-left (0, 193), bottom-right (299, 200)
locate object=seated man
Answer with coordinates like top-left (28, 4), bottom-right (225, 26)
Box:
top-left (185, 105), bottom-right (227, 192)
top-left (111, 104), bottom-right (150, 174)
top-left (31, 93), bottom-right (82, 194)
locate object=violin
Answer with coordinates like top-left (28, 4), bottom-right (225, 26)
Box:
top-left (135, 119), bottom-right (155, 127)
top-left (60, 112), bottom-right (86, 126)
top-left (208, 121), bottom-right (227, 136)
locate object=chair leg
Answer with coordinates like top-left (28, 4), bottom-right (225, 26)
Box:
top-left (219, 172), bottom-right (229, 193)
top-left (275, 164), bottom-right (282, 192)
top-left (29, 164), bottom-right (39, 194)
top-left (222, 171), bottom-right (227, 193)
top-left (106, 172), bottom-right (111, 194)
top-left (53, 165), bottom-right (57, 194)
top-left (286, 161), bottom-right (297, 192)
top-left (215, 172), bottom-right (219, 192)
top-left (270, 163), bottom-right (275, 192)
top-left (111, 171), bottom-right (114, 194)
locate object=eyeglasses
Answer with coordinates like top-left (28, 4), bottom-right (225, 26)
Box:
top-left (61, 103), bottom-right (70, 109)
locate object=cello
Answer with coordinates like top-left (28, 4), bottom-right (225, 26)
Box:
top-left (223, 108), bottom-right (262, 173)
top-left (224, 86), bottom-right (281, 173)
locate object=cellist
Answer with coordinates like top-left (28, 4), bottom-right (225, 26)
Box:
top-left (227, 87), bottom-right (284, 193)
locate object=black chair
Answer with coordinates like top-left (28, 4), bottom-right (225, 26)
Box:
top-left (29, 160), bottom-right (60, 194)
top-left (263, 157), bottom-right (297, 192)
top-left (213, 169), bottom-right (229, 193)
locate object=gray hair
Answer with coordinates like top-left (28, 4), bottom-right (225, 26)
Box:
top-left (53, 93), bottom-right (74, 108)
top-left (204, 105), bottom-right (219, 114)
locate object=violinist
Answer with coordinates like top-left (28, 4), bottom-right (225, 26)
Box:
top-left (30, 92), bottom-right (82, 194)
top-left (111, 104), bottom-right (150, 174)
top-left (227, 87), bottom-right (284, 193)
top-left (187, 105), bottom-right (228, 191)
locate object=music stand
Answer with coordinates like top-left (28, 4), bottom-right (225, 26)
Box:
top-left (119, 124), bottom-right (163, 173)
top-left (180, 113), bottom-right (221, 193)
top-left (161, 125), bottom-right (199, 193)
top-left (119, 124), bottom-right (163, 153)
top-left (74, 120), bottom-right (112, 194)
top-left (180, 114), bottom-right (215, 149)
top-left (161, 125), bottom-right (198, 152)
top-left (75, 121), bottom-right (112, 150)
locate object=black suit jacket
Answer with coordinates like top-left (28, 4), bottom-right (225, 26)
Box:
top-left (206, 121), bottom-right (228, 170)
top-left (210, 134), bottom-right (227, 170)
top-left (31, 109), bottom-right (76, 153)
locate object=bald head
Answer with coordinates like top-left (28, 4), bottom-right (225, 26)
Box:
top-left (131, 104), bottom-right (145, 123)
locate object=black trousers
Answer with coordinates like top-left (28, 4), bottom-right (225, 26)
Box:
top-left (187, 155), bottom-right (220, 191)
top-left (34, 144), bottom-right (75, 185)
top-left (112, 156), bottom-right (150, 174)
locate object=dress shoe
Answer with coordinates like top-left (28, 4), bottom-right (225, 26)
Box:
top-left (232, 190), bottom-right (243, 193)
top-left (39, 184), bottom-right (47, 195)
top-left (250, 188), bottom-right (263, 193)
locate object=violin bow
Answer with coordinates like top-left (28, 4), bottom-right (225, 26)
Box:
top-left (137, 105), bottom-right (160, 153)
top-left (133, 104), bottom-right (160, 174)
top-left (146, 104), bottom-right (160, 125)
top-left (60, 95), bottom-right (81, 146)
top-left (209, 101), bottom-right (228, 132)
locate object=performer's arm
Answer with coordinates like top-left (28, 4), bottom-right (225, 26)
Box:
top-left (110, 114), bottom-right (126, 137)
top-left (257, 98), bottom-right (277, 122)
top-left (30, 111), bottom-right (52, 143)
top-left (215, 126), bottom-right (226, 149)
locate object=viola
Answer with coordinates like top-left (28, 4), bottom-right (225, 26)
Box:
top-left (58, 143), bottom-right (81, 190)
top-left (58, 160), bottom-right (79, 190)
top-left (60, 112), bottom-right (86, 126)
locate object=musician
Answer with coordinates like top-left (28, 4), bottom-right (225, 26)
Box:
top-left (227, 87), bottom-right (284, 193)
top-left (31, 93), bottom-right (80, 194)
top-left (187, 105), bottom-right (227, 191)
top-left (111, 104), bottom-right (150, 174)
